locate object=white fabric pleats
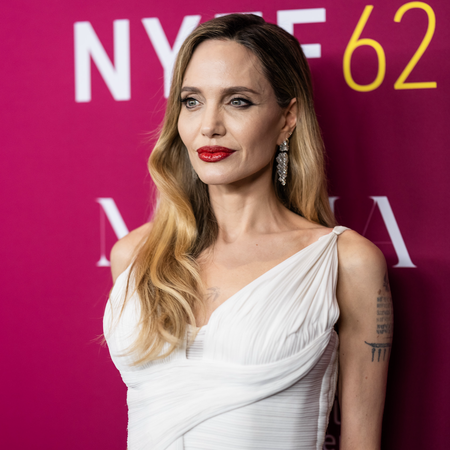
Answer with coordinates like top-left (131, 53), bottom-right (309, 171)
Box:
top-left (104, 226), bottom-right (349, 450)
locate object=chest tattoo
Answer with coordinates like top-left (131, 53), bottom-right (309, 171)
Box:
top-left (205, 286), bottom-right (220, 303)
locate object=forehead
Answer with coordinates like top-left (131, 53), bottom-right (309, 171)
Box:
top-left (182, 39), bottom-right (269, 93)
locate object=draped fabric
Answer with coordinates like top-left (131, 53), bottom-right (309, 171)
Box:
top-left (104, 226), bottom-right (349, 449)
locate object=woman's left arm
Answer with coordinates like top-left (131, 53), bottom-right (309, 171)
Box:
top-left (336, 230), bottom-right (394, 450)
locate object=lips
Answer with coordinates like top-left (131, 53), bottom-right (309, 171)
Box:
top-left (196, 146), bottom-right (236, 162)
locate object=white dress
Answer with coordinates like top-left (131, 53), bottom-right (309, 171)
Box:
top-left (104, 226), bottom-right (349, 450)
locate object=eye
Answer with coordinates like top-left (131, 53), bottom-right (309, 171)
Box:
top-left (230, 97), bottom-right (253, 107)
top-left (180, 97), bottom-right (200, 109)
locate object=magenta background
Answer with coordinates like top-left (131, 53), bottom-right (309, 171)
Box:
top-left (1, 0), bottom-right (449, 448)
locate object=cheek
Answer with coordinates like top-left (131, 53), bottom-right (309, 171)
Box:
top-left (177, 115), bottom-right (188, 144)
top-left (177, 115), bottom-right (201, 170)
top-left (240, 114), bottom-right (280, 161)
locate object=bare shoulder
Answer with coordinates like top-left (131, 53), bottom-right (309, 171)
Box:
top-left (110, 222), bottom-right (153, 284)
top-left (337, 228), bottom-right (386, 276)
top-left (336, 228), bottom-right (389, 314)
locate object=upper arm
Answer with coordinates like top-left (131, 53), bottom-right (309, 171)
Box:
top-left (110, 222), bottom-right (153, 284)
top-left (336, 230), bottom-right (393, 450)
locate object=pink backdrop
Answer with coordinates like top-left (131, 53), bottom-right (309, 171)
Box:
top-left (1, 0), bottom-right (449, 448)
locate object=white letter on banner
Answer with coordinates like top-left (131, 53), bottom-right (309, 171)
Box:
top-left (328, 196), bottom-right (339, 215)
top-left (142, 16), bottom-right (201, 98)
top-left (96, 198), bottom-right (129, 267)
top-left (368, 196), bottom-right (416, 268)
top-left (74, 20), bottom-right (130, 102)
top-left (277, 8), bottom-right (325, 58)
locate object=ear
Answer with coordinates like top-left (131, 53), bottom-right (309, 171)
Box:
top-left (278, 98), bottom-right (298, 144)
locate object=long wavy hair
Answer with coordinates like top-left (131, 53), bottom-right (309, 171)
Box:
top-left (119, 14), bottom-right (336, 364)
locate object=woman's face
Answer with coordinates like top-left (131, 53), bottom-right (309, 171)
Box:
top-left (177, 39), bottom-right (295, 186)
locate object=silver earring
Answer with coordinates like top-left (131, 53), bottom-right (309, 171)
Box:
top-left (276, 138), bottom-right (289, 186)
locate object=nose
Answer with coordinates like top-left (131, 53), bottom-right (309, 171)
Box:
top-left (201, 104), bottom-right (226, 139)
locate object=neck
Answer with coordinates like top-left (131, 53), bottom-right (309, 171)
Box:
top-left (207, 165), bottom-right (293, 243)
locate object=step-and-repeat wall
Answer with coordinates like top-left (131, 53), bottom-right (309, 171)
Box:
top-left (2, 0), bottom-right (449, 448)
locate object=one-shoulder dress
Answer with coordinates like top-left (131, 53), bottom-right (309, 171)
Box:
top-left (103, 225), bottom-right (349, 450)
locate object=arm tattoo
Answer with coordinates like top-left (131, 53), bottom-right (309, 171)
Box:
top-left (376, 289), bottom-right (393, 336)
top-left (205, 287), bottom-right (220, 302)
top-left (365, 342), bottom-right (392, 361)
top-left (365, 270), bottom-right (393, 362)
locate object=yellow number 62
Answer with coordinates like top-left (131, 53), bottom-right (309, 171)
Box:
top-left (343, 2), bottom-right (437, 92)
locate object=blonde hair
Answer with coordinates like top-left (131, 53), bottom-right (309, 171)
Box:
top-left (121, 14), bottom-right (336, 364)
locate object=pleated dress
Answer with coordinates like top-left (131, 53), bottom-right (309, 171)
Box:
top-left (104, 225), bottom-right (349, 450)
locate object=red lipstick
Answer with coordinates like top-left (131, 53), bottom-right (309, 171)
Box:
top-left (196, 146), bottom-right (236, 162)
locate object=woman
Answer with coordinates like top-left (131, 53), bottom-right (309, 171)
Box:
top-left (104, 14), bottom-right (393, 450)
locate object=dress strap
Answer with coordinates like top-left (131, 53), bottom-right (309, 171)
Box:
top-left (332, 225), bottom-right (350, 236)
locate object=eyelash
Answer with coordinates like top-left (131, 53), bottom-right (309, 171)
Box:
top-left (230, 97), bottom-right (253, 107)
top-left (180, 97), bottom-right (199, 109)
top-left (179, 97), bottom-right (254, 109)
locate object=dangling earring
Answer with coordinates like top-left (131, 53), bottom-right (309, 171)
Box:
top-left (276, 137), bottom-right (290, 186)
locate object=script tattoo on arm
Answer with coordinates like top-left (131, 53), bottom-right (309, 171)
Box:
top-left (365, 271), bottom-right (393, 362)
top-left (376, 273), bottom-right (393, 337)
top-left (205, 287), bottom-right (220, 303)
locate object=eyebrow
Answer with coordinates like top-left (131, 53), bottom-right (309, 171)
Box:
top-left (180, 86), bottom-right (260, 96)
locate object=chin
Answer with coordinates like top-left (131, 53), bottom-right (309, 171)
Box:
top-left (197, 173), bottom-right (237, 186)
top-left (195, 167), bottom-right (239, 185)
